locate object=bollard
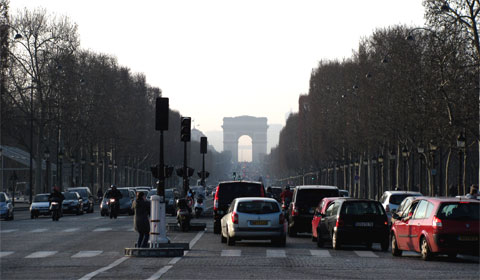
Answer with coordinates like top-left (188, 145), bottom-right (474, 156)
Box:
top-left (149, 195), bottom-right (169, 247)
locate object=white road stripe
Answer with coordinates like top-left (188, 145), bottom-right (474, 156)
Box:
top-left (221, 249), bottom-right (241, 257)
top-left (63, 228), bottom-right (80, 232)
top-left (78, 256), bottom-right (128, 280)
top-left (0, 229), bottom-right (18, 233)
top-left (25, 251), bottom-right (58, 258)
top-left (403, 251), bottom-right (421, 257)
top-left (30, 228), bottom-right (48, 233)
top-left (147, 231), bottom-right (205, 280)
top-left (93, 227), bottom-right (112, 232)
top-left (266, 249), bottom-right (286, 258)
top-left (0, 251), bottom-right (14, 258)
top-left (354, 251), bottom-right (378, 257)
top-left (90, 217), bottom-right (103, 220)
top-left (72, 251), bottom-right (103, 258)
top-left (310, 249), bottom-right (331, 257)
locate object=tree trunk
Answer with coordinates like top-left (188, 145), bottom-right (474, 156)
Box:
top-left (445, 148), bottom-right (452, 196)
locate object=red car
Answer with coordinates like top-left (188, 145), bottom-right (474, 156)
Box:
top-left (311, 197), bottom-right (341, 244)
top-left (391, 197), bottom-right (479, 260)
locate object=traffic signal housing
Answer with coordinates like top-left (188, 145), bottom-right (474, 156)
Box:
top-left (181, 117), bottom-right (191, 142)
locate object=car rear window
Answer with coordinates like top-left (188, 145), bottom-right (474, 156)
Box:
top-left (217, 182), bottom-right (263, 204)
top-left (70, 189), bottom-right (87, 197)
top-left (341, 201), bottom-right (385, 216)
top-left (437, 202), bottom-right (479, 220)
top-left (34, 194), bottom-right (49, 202)
top-left (389, 194), bottom-right (415, 205)
top-left (296, 189), bottom-right (339, 207)
top-left (236, 200), bottom-right (279, 214)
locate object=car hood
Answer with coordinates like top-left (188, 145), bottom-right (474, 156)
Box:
top-left (31, 202), bottom-right (50, 207)
top-left (63, 199), bottom-right (78, 203)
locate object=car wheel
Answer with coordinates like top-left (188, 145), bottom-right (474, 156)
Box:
top-left (391, 234), bottom-right (402, 256)
top-left (288, 225), bottom-right (297, 237)
top-left (420, 237), bottom-right (433, 261)
top-left (317, 234), bottom-right (324, 248)
top-left (227, 229), bottom-right (235, 246)
top-left (381, 239), bottom-right (389, 252)
top-left (332, 231), bottom-right (341, 250)
top-left (213, 221), bottom-right (221, 234)
top-left (31, 213), bottom-right (34, 219)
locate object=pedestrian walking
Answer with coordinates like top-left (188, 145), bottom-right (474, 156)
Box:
top-left (132, 191), bottom-right (150, 248)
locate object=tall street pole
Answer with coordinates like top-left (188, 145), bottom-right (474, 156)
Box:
top-left (29, 79), bottom-right (34, 203)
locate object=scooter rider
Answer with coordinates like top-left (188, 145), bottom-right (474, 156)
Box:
top-left (49, 185), bottom-right (65, 218)
top-left (280, 185), bottom-right (293, 204)
top-left (109, 185), bottom-right (122, 218)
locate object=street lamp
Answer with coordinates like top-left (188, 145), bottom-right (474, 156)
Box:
top-left (390, 150), bottom-right (396, 190)
top-left (417, 143), bottom-right (425, 194)
top-left (90, 158), bottom-right (95, 193)
top-left (429, 141), bottom-right (438, 196)
top-left (81, 156), bottom-right (86, 186)
top-left (71, 155), bottom-right (76, 187)
top-left (44, 147), bottom-right (50, 192)
top-left (457, 133), bottom-right (466, 194)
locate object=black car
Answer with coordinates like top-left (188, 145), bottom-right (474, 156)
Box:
top-left (213, 181), bottom-right (265, 234)
top-left (67, 187), bottom-right (94, 213)
top-left (62, 191), bottom-right (84, 215)
top-left (317, 198), bottom-right (389, 250)
top-left (287, 185), bottom-right (339, 236)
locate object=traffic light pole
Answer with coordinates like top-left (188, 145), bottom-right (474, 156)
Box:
top-left (183, 140), bottom-right (188, 196)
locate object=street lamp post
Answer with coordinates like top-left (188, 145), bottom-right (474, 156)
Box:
top-left (29, 78), bottom-right (34, 204)
top-left (417, 144), bottom-right (425, 194)
top-left (81, 156), bottom-right (86, 186)
top-left (402, 146), bottom-right (409, 191)
top-left (429, 141), bottom-right (438, 196)
top-left (44, 147), bottom-right (50, 192)
top-left (456, 133), bottom-right (466, 195)
top-left (90, 158), bottom-right (95, 193)
top-left (58, 149), bottom-right (63, 190)
top-left (390, 150), bottom-right (396, 190)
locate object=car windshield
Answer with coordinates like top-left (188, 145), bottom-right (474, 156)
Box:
top-left (389, 194), bottom-right (419, 205)
top-left (34, 194), bottom-right (50, 202)
top-left (236, 200), bottom-right (279, 214)
top-left (64, 192), bottom-right (78, 200)
top-left (217, 182), bottom-right (263, 204)
top-left (0, 193), bottom-right (6, 202)
top-left (165, 189), bottom-right (173, 198)
top-left (70, 189), bottom-right (87, 197)
top-left (437, 202), bottom-right (479, 220)
top-left (296, 189), bottom-right (339, 207)
top-left (341, 201), bottom-right (385, 216)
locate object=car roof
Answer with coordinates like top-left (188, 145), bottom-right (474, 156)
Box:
top-left (413, 197), bottom-right (480, 203)
top-left (295, 185), bottom-right (339, 190)
top-left (234, 197), bottom-right (278, 203)
top-left (35, 193), bottom-right (50, 196)
top-left (338, 198), bottom-right (380, 203)
top-left (384, 191), bottom-right (422, 195)
top-left (219, 180), bottom-right (262, 185)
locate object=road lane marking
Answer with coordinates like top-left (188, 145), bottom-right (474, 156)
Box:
top-left (72, 251), bottom-right (103, 258)
top-left (310, 249), bottom-right (331, 257)
top-left (0, 251), bottom-right (14, 258)
top-left (266, 249), bottom-right (286, 258)
top-left (147, 230), bottom-right (205, 280)
top-left (30, 228), bottom-right (48, 233)
top-left (78, 256), bottom-right (128, 280)
top-left (90, 217), bottom-right (103, 220)
top-left (93, 227), bottom-right (112, 232)
top-left (63, 228), bottom-right (80, 232)
top-left (221, 249), bottom-right (241, 257)
top-left (354, 251), bottom-right (378, 257)
top-left (0, 229), bottom-right (18, 233)
top-left (25, 251), bottom-right (58, 258)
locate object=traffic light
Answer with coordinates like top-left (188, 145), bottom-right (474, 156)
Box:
top-left (151, 165), bottom-right (159, 179)
top-left (180, 117), bottom-right (191, 142)
top-left (200, 137), bottom-right (207, 154)
top-left (155, 97), bottom-right (169, 131)
top-left (197, 171), bottom-right (210, 178)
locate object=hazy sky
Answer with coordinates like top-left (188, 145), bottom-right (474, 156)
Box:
top-left (11, 0), bottom-right (426, 156)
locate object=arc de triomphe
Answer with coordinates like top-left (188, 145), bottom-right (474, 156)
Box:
top-left (222, 116), bottom-right (268, 163)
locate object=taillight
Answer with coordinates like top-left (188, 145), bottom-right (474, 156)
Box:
top-left (213, 186), bottom-right (219, 211)
top-left (279, 213), bottom-right (285, 224)
top-left (231, 211), bottom-right (238, 224)
top-left (260, 186), bottom-right (265, 197)
top-left (291, 203), bottom-right (299, 216)
top-left (335, 218), bottom-right (344, 228)
top-left (432, 216), bottom-right (443, 228)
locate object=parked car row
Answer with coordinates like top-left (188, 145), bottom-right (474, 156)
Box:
top-left (30, 188), bottom-right (94, 219)
top-left (0, 192), bottom-right (14, 220)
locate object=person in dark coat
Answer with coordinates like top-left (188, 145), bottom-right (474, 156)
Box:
top-left (132, 191), bottom-right (150, 248)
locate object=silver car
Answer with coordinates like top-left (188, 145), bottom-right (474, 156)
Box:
top-left (220, 197), bottom-right (286, 246)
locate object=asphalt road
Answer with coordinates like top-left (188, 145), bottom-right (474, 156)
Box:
top-left (1, 197), bottom-right (478, 280)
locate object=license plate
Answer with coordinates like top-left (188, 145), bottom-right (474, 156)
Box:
top-left (355, 222), bottom-right (373, 227)
top-left (250, 220), bottom-right (268, 225)
top-left (459, 235), bottom-right (478, 241)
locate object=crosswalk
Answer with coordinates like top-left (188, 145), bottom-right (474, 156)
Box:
top-left (0, 249), bottom-right (401, 259)
top-left (0, 226), bottom-right (134, 234)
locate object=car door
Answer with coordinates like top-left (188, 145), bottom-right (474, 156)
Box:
top-left (410, 200), bottom-right (435, 252)
top-left (394, 200), bottom-right (419, 250)
top-left (319, 202), bottom-right (335, 240)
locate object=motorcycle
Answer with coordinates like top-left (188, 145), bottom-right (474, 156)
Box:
top-left (282, 197), bottom-right (291, 217)
top-left (50, 201), bottom-right (61, 221)
top-left (176, 198), bottom-right (191, 232)
top-left (194, 195), bottom-right (205, 218)
top-left (108, 198), bottom-right (119, 219)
